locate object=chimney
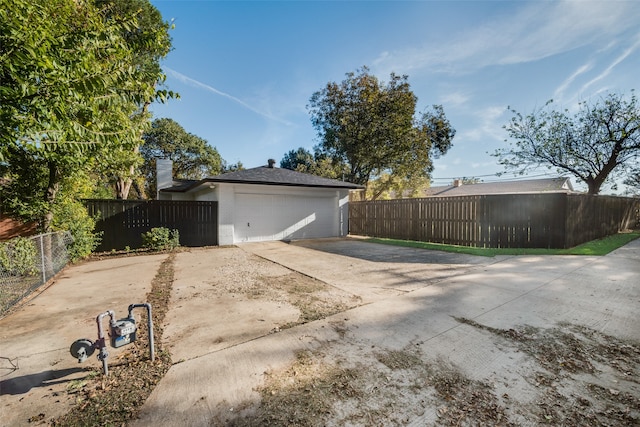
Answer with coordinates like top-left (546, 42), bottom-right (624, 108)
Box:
top-left (453, 179), bottom-right (463, 187)
top-left (267, 158), bottom-right (276, 168)
top-left (156, 158), bottom-right (173, 198)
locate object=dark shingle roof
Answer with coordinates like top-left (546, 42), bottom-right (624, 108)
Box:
top-left (423, 177), bottom-right (575, 197)
top-left (160, 166), bottom-right (364, 193)
top-left (161, 178), bottom-right (197, 192)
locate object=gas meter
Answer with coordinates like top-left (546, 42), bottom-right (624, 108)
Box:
top-left (110, 317), bottom-right (137, 348)
top-left (70, 338), bottom-right (95, 363)
top-left (70, 303), bottom-right (153, 376)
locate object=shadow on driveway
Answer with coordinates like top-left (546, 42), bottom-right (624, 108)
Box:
top-left (0, 367), bottom-right (86, 395)
top-left (292, 238), bottom-right (493, 265)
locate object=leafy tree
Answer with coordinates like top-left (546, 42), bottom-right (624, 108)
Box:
top-left (93, 0), bottom-right (174, 199)
top-left (307, 66), bottom-right (455, 199)
top-left (495, 91), bottom-right (640, 195)
top-left (366, 172), bottom-right (431, 200)
top-left (281, 148), bottom-right (316, 171)
top-left (222, 161), bottom-right (244, 173)
top-left (461, 177), bottom-right (482, 184)
top-left (140, 118), bottom-right (224, 198)
top-left (280, 147), bottom-right (346, 179)
top-left (623, 167), bottom-right (640, 196)
top-left (51, 197), bottom-right (101, 261)
top-left (309, 156), bottom-right (349, 180)
top-left (0, 0), bottom-right (172, 230)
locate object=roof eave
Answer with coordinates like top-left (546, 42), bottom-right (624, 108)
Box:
top-left (206, 178), bottom-right (364, 190)
top-left (160, 178), bottom-right (364, 193)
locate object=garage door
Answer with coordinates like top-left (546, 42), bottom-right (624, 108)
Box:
top-left (234, 193), bottom-right (337, 243)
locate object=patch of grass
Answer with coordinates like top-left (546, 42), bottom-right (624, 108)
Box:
top-left (367, 230), bottom-right (640, 257)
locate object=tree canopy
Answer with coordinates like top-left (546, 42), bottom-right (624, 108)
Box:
top-left (494, 91), bottom-right (640, 194)
top-left (280, 147), bottom-right (346, 180)
top-left (623, 167), bottom-right (640, 195)
top-left (94, 0), bottom-right (175, 199)
top-left (0, 0), bottom-right (173, 229)
top-left (281, 148), bottom-right (316, 172)
top-left (307, 66), bottom-right (455, 198)
top-left (140, 118), bottom-right (224, 198)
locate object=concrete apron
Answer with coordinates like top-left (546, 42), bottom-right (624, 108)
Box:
top-left (133, 239), bottom-right (640, 426)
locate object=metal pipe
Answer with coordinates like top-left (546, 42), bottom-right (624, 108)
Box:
top-left (39, 236), bottom-right (45, 284)
top-left (96, 310), bottom-right (115, 375)
top-left (128, 303), bottom-right (154, 362)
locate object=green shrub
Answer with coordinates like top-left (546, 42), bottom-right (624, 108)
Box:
top-left (141, 227), bottom-right (180, 251)
top-left (52, 198), bottom-right (101, 261)
top-left (0, 237), bottom-right (38, 276)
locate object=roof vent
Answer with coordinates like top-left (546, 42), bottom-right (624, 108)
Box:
top-left (267, 158), bottom-right (276, 168)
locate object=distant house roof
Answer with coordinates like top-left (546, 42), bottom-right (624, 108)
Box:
top-left (422, 177), bottom-right (576, 197)
top-left (160, 165), bottom-right (364, 193)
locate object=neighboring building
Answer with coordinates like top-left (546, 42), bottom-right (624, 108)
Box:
top-left (0, 211), bottom-right (38, 241)
top-left (0, 178), bottom-right (38, 240)
top-left (422, 177), bottom-right (576, 197)
top-left (157, 159), bottom-right (363, 245)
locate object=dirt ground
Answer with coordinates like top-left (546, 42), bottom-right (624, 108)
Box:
top-left (1, 239), bottom-right (639, 426)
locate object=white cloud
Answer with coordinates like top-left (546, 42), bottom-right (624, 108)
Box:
top-left (439, 91), bottom-right (470, 108)
top-left (477, 106), bottom-right (507, 140)
top-left (373, 0), bottom-right (639, 75)
top-left (454, 105), bottom-right (507, 151)
top-left (471, 161), bottom-right (496, 169)
top-left (553, 61), bottom-right (594, 100)
top-left (579, 33), bottom-right (640, 94)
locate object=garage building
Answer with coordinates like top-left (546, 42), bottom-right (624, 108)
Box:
top-left (157, 159), bottom-right (363, 245)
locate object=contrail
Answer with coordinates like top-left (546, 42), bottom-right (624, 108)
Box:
top-left (164, 66), bottom-right (292, 126)
top-left (580, 33), bottom-right (640, 94)
top-left (553, 61), bottom-right (593, 100)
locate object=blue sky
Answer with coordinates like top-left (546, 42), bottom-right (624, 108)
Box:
top-left (149, 0), bottom-right (640, 194)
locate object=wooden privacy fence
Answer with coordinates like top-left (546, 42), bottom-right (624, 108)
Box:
top-left (349, 193), bottom-right (639, 249)
top-left (85, 200), bottom-right (218, 252)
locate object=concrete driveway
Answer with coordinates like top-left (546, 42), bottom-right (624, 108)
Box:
top-left (1, 238), bottom-right (638, 425)
top-left (133, 238), bottom-right (640, 426)
top-left (0, 254), bottom-right (168, 426)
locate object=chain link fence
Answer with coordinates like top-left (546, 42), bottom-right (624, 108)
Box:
top-left (0, 231), bottom-right (73, 316)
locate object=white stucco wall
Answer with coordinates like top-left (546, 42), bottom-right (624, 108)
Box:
top-left (160, 182), bottom-right (351, 245)
top-left (219, 184), bottom-right (350, 245)
top-left (215, 184), bottom-right (236, 245)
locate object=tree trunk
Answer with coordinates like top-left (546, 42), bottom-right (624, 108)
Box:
top-left (586, 179), bottom-right (600, 195)
top-left (115, 144), bottom-right (142, 199)
top-left (131, 179), bottom-right (145, 199)
top-left (43, 161), bottom-right (60, 231)
top-left (115, 102), bottom-right (149, 199)
top-left (115, 175), bottom-right (133, 200)
top-left (587, 144), bottom-right (622, 194)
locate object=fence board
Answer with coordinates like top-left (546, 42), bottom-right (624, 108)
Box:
top-left (85, 200), bottom-right (218, 251)
top-left (349, 194), bottom-right (639, 249)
